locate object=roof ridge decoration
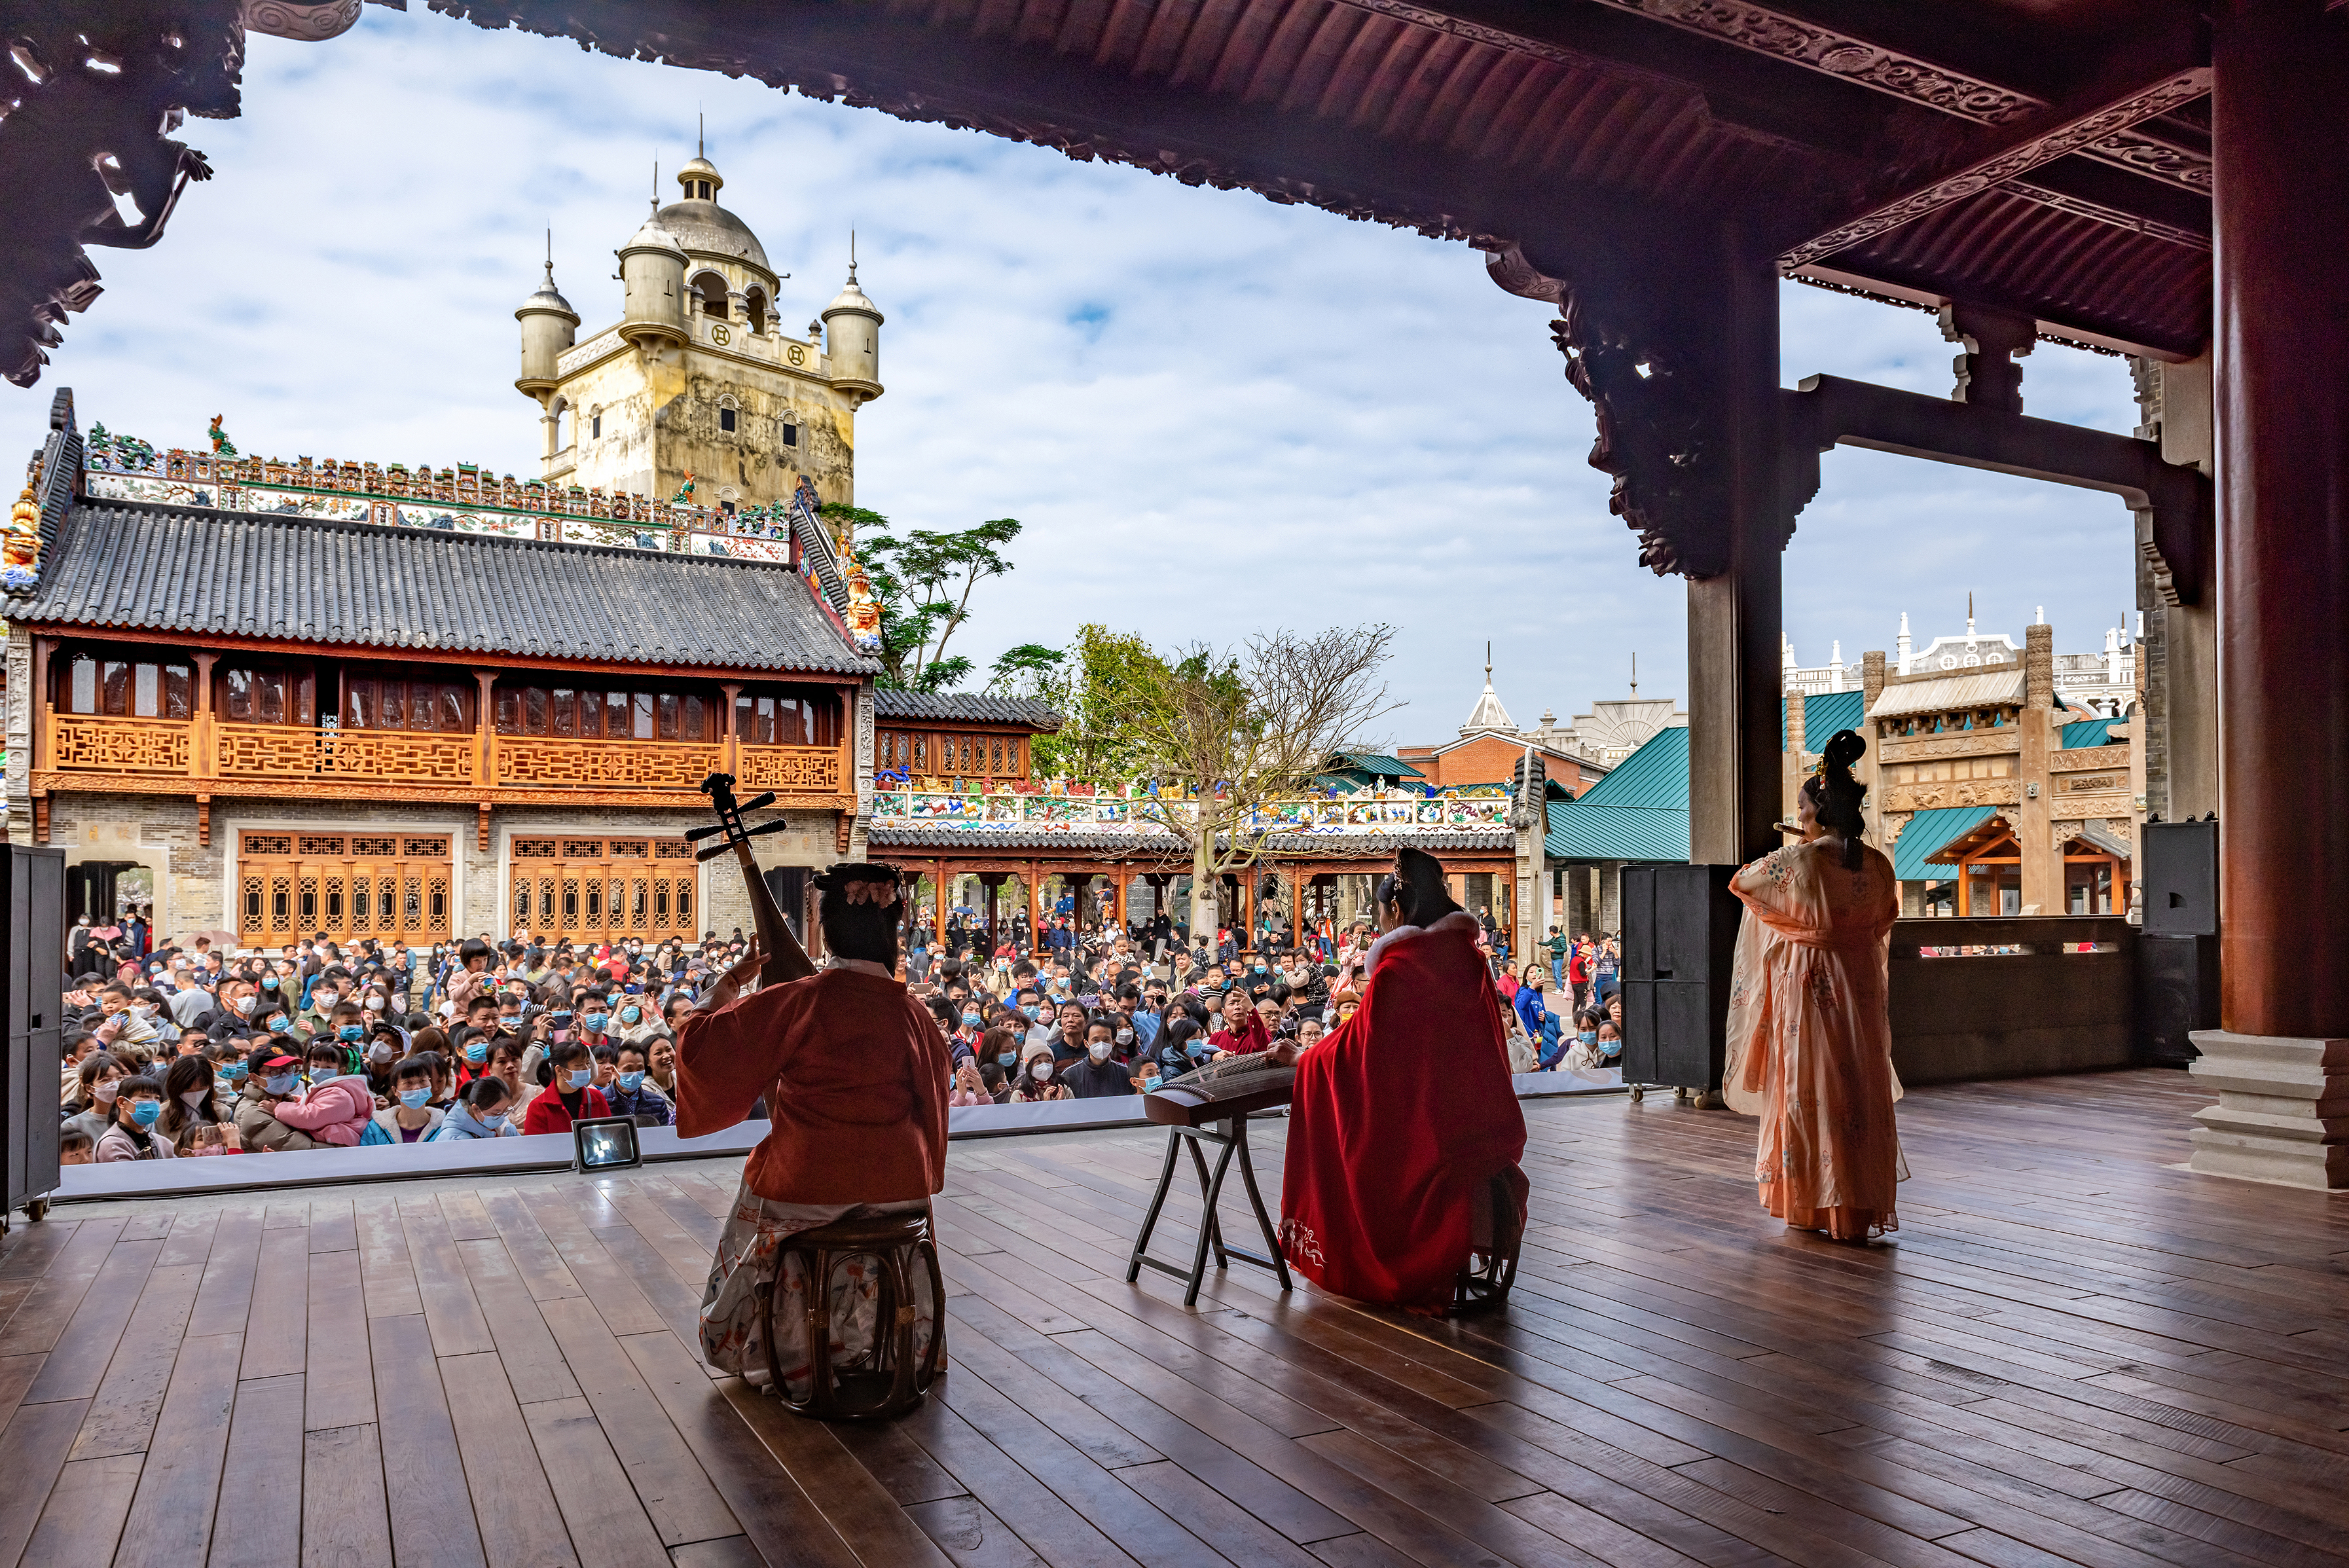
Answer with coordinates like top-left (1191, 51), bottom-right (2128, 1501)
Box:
top-left (77, 420), bottom-right (864, 634)
top-left (6, 388), bottom-right (82, 594)
top-left (18, 496), bottom-right (881, 674)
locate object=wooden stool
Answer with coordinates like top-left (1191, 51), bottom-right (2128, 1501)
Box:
top-left (755, 1207), bottom-right (943, 1421)
top-left (1451, 1171), bottom-right (1524, 1316)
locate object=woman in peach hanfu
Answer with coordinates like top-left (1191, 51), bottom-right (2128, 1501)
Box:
top-left (1723, 729), bottom-right (1905, 1242)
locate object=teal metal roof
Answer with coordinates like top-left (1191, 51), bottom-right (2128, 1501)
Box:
top-left (1892, 806), bottom-right (1997, 882)
top-left (2060, 718), bottom-right (2119, 749)
top-left (1336, 752), bottom-right (1424, 778)
top-left (1783, 689), bottom-right (1866, 750)
top-left (1545, 801), bottom-right (1689, 862)
top-left (1542, 729), bottom-right (1692, 861)
top-left (1567, 726), bottom-right (1688, 808)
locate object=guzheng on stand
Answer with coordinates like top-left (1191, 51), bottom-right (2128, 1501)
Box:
top-left (1125, 1055), bottom-right (1296, 1307)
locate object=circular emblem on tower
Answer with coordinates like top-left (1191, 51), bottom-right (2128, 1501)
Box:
top-left (711, 324), bottom-right (731, 346)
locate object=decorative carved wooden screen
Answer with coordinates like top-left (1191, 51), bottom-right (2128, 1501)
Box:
top-left (507, 836), bottom-right (697, 946)
top-left (238, 831), bottom-right (454, 949)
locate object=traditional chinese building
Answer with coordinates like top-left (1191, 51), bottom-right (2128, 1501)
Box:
top-left (1, 143), bottom-right (897, 949)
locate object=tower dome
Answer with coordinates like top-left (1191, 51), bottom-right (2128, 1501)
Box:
top-left (616, 210), bottom-right (689, 351)
top-left (655, 153), bottom-right (773, 275)
top-left (822, 245), bottom-right (884, 403)
top-left (514, 255), bottom-right (579, 395)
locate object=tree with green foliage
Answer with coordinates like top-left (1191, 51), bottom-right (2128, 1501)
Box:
top-left (989, 626), bottom-right (1167, 786)
top-left (821, 503), bottom-right (1023, 691)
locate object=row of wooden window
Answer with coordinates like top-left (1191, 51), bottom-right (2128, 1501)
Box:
top-left (56, 653), bottom-right (839, 747)
top-left (879, 729), bottom-right (1025, 777)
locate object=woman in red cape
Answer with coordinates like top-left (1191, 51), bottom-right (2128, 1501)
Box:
top-left (1277, 848), bottom-right (1527, 1309)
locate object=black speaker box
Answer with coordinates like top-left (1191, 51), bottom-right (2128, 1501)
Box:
top-left (1620, 864), bottom-right (1741, 1091)
top-left (2137, 932), bottom-right (2217, 1065)
top-left (2142, 819), bottom-right (2219, 938)
top-left (3, 847), bottom-right (64, 1216)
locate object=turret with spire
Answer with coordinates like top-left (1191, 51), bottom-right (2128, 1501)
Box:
top-left (822, 231), bottom-right (885, 405)
top-left (515, 231), bottom-right (580, 396)
top-left (1461, 642), bottom-right (1518, 738)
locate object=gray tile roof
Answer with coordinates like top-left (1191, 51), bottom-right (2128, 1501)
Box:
top-left (13, 498), bottom-right (881, 675)
top-left (872, 690), bottom-right (1063, 728)
top-left (867, 824), bottom-right (1512, 854)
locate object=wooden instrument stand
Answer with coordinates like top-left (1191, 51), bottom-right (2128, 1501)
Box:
top-left (1125, 1067), bottom-right (1294, 1307)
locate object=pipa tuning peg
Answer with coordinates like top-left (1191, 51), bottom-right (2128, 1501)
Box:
top-left (741, 790), bottom-right (778, 812)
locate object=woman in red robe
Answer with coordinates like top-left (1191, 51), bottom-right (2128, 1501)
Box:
top-left (1276, 848), bottom-right (1527, 1310)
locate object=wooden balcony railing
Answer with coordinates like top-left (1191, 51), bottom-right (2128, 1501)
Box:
top-left (41, 710), bottom-right (852, 803)
top-left (492, 736), bottom-right (723, 792)
top-left (736, 743), bottom-right (843, 793)
top-left (49, 714), bottom-right (191, 775)
top-left (215, 723), bottom-right (476, 782)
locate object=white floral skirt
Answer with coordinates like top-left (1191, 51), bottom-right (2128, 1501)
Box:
top-left (697, 1180), bottom-right (937, 1399)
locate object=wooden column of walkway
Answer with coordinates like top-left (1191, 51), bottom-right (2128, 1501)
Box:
top-left (0, 1069), bottom-right (2340, 1568)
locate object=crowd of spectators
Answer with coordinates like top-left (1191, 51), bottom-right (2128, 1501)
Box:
top-left (55, 889), bottom-right (1624, 1165)
top-left (59, 926), bottom-right (716, 1163)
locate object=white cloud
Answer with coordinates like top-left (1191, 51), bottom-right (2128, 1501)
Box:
top-left (9, 8), bottom-right (2144, 742)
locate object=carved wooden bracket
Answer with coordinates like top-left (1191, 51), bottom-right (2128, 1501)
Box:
top-left (1490, 240), bottom-right (1748, 578)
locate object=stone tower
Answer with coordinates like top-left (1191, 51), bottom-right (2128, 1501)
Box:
top-left (517, 147), bottom-right (883, 517)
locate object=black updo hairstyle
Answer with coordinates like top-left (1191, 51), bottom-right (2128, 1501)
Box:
top-left (813, 862), bottom-right (905, 967)
top-left (1375, 846), bottom-right (1465, 928)
top-left (1801, 729), bottom-right (1869, 871)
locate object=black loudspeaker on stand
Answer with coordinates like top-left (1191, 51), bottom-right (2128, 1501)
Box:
top-left (1619, 864), bottom-right (1742, 1099)
top-left (2136, 819), bottom-right (2219, 1065)
top-left (3, 847), bottom-right (65, 1228)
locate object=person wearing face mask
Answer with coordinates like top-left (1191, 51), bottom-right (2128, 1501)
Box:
top-left (604, 1044), bottom-right (672, 1125)
top-left (371, 1057), bottom-right (446, 1143)
top-left (1009, 1041), bottom-right (1070, 1103)
top-left (62, 1053), bottom-right (130, 1147)
top-left (158, 1054), bottom-right (241, 1154)
top-left (1059, 1019), bottom-right (1134, 1099)
top-left (270, 1044), bottom-right (378, 1146)
top-left (432, 1075), bottom-right (519, 1140)
top-left (96, 1074), bottom-right (176, 1161)
top-left (206, 979), bottom-right (263, 1048)
top-left (235, 1049), bottom-right (325, 1151)
top-left (522, 1038), bottom-right (612, 1135)
top-left (614, 993), bottom-right (670, 1051)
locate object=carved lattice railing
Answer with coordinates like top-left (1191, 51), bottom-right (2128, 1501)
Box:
top-left (493, 737), bottom-right (723, 792)
top-left (735, 744), bottom-right (843, 793)
top-left (213, 724), bottom-right (477, 782)
top-left (48, 714), bottom-right (191, 774)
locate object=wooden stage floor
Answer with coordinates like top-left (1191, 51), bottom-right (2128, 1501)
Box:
top-left (0, 1068), bottom-right (2343, 1568)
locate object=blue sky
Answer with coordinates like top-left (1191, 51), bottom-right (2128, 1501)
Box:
top-left (5, 8), bottom-right (2147, 744)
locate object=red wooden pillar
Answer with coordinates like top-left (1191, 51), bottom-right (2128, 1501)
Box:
top-left (2213, 1), bottom-right (2349, 1040)
top-left (932, 858), bottom-right (948, 952)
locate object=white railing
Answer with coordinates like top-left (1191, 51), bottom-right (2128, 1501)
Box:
top-left (871, 786), bottom-right (1516, 835)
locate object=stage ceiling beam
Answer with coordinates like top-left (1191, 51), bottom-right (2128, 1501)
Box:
top-left (1779, 62), bottom-right (2212, 270)
top-left (1564, 0), bottom-right (2212, 194)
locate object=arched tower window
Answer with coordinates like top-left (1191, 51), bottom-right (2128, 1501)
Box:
top-left (552, 399), bottom-right (572, 452)
top-left (693, 273), bottom-right (729, 321)
top-left (744, 287), bottom-right (768, 335)
top-left (718, 395), bottom-right (738, 434)
top-left (781, 417), bottom-right (799, 448)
